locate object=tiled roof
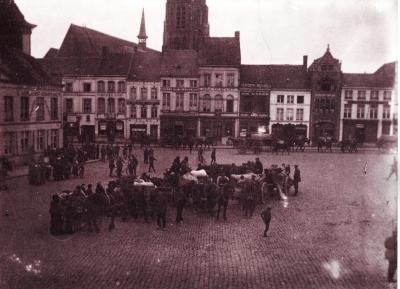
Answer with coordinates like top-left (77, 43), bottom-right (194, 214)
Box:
top-left (43, 48), bottom-right (59, 58)
top-left (199, 37), bottom-right (241, 67)
top-left (160, 50), bottom-right (199, 77)
top-left (240, 65), bottom-right (309, 89)
top-left (343, 62), bottom-right (396, 88)
top-left (0, 0), bottom-right (36, 31)
top-left (57, 24), bottom-right (141, 57)
top-left (0, 46), bottom-right (57, 86)
top-left (129, 50), bottom-right (161, 82)
top-left (309, 48), bottom-right (341, 71)
top-left (40, 53), bottom-right (134, 78)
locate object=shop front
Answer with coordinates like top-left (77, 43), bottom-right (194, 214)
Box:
top-left (160, 116), bottom-right (197, 137)
top-left (200, 118), bottom-right (235, 140)
top-left (130, 124), bottom-right (147, 140)
top-left (239, 116), bottom-right (270, 137)
top-left (342, 119), bottom-right (378, 143)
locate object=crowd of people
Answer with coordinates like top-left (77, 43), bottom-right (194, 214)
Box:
top-left (49, 143), bottom-right (302, 240)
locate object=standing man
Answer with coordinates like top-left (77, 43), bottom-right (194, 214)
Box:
top-left (211, 148), bottom-right (217, 165)
top-left (100, 145), bottom-right (106, 162)
top-left (293, 165), bottom-right (301, 196)
top-left (148, 153), bottom-right (157, 173)
top-left (216, 173), bottom-right (230, 221)
top-left (175, 185), bottom-right (187, 224)
top-left (260, 207), bottom-right (272, 237)
top-left (155, 190), bottom-right (168, 230)
top-left (385, 230), bottom-right (397, 283)
top-left (254, 158), bottom-right (263, 174)
top-left (108, 157), bottom-right (115, 177)
top-left (116, 157), bottom-right (123, 178)
top-left (387, 157), bottom-right (398, 180)
top-left (144, 147), bottom-right (149, 165)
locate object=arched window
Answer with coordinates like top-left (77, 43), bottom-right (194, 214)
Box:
top-left (130, 87), bottom-right (137, 100)
top-left (226, 95), bottom-right (234, 113)
top-left (98, 98), bottom-right (105, 114)
top-left (118, 98), bottom-right (126, 115)
top-left (141, 87), bottom-right (148, 100)
top-left (97, 81), bottom-right (105, 93)
top-left (151, 87), bottom-right (158, 100)
top-left (201, 94), bottom-right (211, 112)
top-left (214, 95), bottom-right (223, 112)
top-left (107, 98), bottom-right (115, 114)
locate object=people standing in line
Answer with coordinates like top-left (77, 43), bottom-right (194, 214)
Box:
top-left (293, 165), bottom-right (301, 196)
top-left (148, 153), bottom-right (157, 173)
top-left (155, 190), bottom-right (168, 230)
top-left (109, 157), bottom-right (115, 177)
top-left (385, 230), bottom-right (397, 283)
top-left (211, 148), bottom-right (217, 165)
top-left (116, 157), bottom-right (123, 178)
top-left (261, 207), bottom-right (272, 237)
top-left (144, 148), bottom-right (149, 165)
top-left (387, 157), bottom-right (398, 180)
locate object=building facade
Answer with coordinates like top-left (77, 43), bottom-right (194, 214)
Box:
top-left (270, 90), bottom-right (311, 138)
top-left (0, 0), bottom-right (62, 164)
top-left (309, 46), bottom-right (343, 142)
top-left (340, 62), bottom-right (397, 143)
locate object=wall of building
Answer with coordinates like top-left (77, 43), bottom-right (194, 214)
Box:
top-left (269, 90), bottom-right (311, 137)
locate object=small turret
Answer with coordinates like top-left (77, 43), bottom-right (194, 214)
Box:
top-left (137, 8), bottom-right (147, 50)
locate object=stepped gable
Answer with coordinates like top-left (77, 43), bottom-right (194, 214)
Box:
top-left (241, 64), bottom-right (309, 89)
top-left (0, 46), bottom-right (56, 86)
top-left (199, 37), bottom-right (241, 67)
top-left (160, 49), bottom-right (199, 78)
top-left (129, 50), bottom-right (161, 82)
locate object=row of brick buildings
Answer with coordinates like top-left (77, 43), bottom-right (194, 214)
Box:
top-left (0, 0), bottom-right (397, 163)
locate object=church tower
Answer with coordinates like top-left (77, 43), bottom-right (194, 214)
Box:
top-left (137, 8), bottom-right (148, 50)
top-left (162, 0), bottom-right (210, 51)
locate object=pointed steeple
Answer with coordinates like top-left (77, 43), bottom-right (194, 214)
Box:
top-left (137, 8), bottom-right (147, 49)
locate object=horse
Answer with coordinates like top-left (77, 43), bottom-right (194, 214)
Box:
top-left (317, 136), bottom-right (334, 153)
top-left (293, 136), bottom-right (310, 152)
top-left (273, 139), bottom-right (290, 155)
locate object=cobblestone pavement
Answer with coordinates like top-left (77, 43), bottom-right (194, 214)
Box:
top-left (0, 148), bottom-right (397, 289)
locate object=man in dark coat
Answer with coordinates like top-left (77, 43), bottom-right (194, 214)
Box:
top-left (261, 207), bottom-right (272, 237)
top-left (216, 174), bottom-right (230, 221)
top-left (49, 194), bottom-right (63, 235)
top-left (244, 177), bottom-right (257, 218)
top-left (144, 148), bottom-right (149, 164)
top-left (148, 154), bottom-right (157, 173)
top-left (86, 187), bottom-right (101, 233)
top-left (116, 157), bottom-right (123, 178)
top-left (155, 191), bottom-right (168, 230)
top-left (385, 230), bottom-right (397, 283)
top-left (109, 157), bottom-right (115, 177)
top-left (293, 165), bottom-right (301, 196)
top-left (175, 186), bottom-right (187, 224)
top-left (211, 148), bottom-right (217, 165)
top-left (254, 158), bottom-right (263, 174)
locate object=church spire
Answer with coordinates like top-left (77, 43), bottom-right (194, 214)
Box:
top-left (137, 8), bottom-right (147, 49)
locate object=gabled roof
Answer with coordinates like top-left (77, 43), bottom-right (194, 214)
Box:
top-left (161, 50), bottom-right (199, 77)
top-left (57, 24), bottom-right (142, 58)
top-left (0, 46), bottom-right (57, 86)
top-left (0, 0), bottom-right (36, 31)
top-left (343, 61), bottom-right (397, 88)
top-left (44, 48), bottom-right (59, 58)
top-left (309, 46), bottom-right (341, 71)
top-left (199, 37), bottom-right (241, 67)
top-left (129, 50), bottom-right (161, 82)
top-left (240, 65), bottom-right (309, 90)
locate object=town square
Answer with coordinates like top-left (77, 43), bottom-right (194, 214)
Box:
top-left (0, 0), bottom-right (398, 288)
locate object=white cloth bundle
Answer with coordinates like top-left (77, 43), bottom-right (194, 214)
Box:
top-left (134, 180), bottom-right (155, 187)
top-left (231, 173), bottom-right (261, 181)
top-left (190, 169), bottom-right (208, 178)
top-left (182, 173), bottom-right (198, 182)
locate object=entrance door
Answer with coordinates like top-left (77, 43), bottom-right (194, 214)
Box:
top-left (355, 126), bottom-right (366, 143)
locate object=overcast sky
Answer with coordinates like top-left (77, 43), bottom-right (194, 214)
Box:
top-left (16, 0), bottom-right (398, 73)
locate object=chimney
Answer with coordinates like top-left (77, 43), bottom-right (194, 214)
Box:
top-left (303, 55), bottom-right (308, 70)
top-left (235, 31), bottom-right (240, 40)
